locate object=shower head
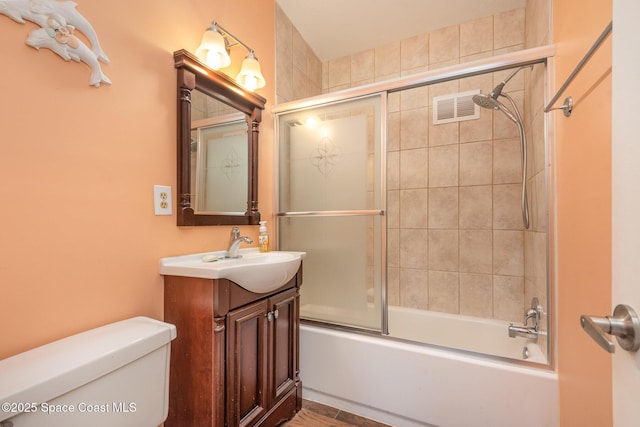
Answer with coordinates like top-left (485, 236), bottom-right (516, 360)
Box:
top-left (472, 93), bottom-right (519, 125)
top-left (472, 93), bottom-right (502, 110)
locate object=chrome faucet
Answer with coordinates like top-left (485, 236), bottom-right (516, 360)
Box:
top-left (524, 307), bottom-right (539, 328)
top-left (226, 227), bottom-right (253, 259)
top-left (508, 297), bottom-right (541, 340)
top-left (508, 324), bottom-right (539, 339)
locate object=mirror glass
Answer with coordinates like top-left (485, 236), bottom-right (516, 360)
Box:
top-left (174, 49), bottom-right (266, 226)
top-left (191, 90), bottom-right (248, 214)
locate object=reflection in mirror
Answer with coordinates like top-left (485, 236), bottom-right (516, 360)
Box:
top-left (174, 49), bottom-right (266, 226)
top-left (191, 105), bottom-right (248, 213)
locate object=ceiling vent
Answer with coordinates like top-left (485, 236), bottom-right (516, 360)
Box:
top-left (432, 90), bottom-right (480, 125)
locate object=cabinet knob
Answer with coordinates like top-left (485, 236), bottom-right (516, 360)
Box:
top-left (264, 309), bottom-right (280, 322)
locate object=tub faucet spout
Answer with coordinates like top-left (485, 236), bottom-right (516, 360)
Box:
top-left (508, 325), bottom-right (539, 339)
top-left (226, 227), bottom-right (253, 259)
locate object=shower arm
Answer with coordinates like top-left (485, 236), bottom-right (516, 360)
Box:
top-left (501, 66), bottom-right (526, 86)
top-left (490, 65), bottom-right (533, 99)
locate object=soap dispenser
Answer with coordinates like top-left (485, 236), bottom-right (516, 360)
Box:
top-left (259, 221), bottom-right (270, 252)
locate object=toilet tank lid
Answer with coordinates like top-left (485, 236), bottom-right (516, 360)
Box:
top-left (0, 316), bottom-right (176, 412)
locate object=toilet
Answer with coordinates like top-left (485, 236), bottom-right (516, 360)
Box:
top-left (0, 316), bottom-right (176, 427)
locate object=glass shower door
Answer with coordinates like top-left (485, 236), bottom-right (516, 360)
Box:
top-left (276, 94), bottom-right (385, 331)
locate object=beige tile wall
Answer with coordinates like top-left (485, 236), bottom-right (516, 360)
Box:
top-left (276, 4), bottom-right (323, 103)
top-left (276, 3), bottom-right (550, 326)
top-left (322, 8), bottom-right (534, 322)
top-left (380, 9), bottom-right (525, 322)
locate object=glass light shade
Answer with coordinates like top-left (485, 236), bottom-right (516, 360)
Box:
top-left (195, 29), bottom-right (231, 70)
top-left (236, 53), bottom-right (265, 91)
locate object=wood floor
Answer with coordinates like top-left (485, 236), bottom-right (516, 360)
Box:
top-left (282, 400), bottom-right (392, 427)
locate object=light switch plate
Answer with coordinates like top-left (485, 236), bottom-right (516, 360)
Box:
top-left (154, 185), bottom-right (172, 215)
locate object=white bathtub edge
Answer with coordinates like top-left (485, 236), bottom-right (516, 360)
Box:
top-left (300, 324), bottom-right (559, 427)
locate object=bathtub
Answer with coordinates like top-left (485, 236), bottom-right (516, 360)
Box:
top-left (301, 304), bottom-right (548, 363)
top-left (387, 305), bottom-right (548, 363)
top-left (299, 307), bottom-right (558, 427)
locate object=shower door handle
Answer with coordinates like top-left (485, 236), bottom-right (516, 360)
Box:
top-left (580, 305), bottom-right (640, 353)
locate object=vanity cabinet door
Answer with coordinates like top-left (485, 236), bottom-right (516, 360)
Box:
top-left (227, 288), bottom-right (300, 427)
top-left (270, 288), bottom-right (298, 405)
top-left (227, 299), bottom-right (270, 427)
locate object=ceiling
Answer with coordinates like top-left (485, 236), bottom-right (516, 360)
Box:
top-left (276, 0), bottom-right (526, 62)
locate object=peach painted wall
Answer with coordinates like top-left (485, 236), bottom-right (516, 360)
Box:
top-left (553, 0), bottom-right (613, 425)
top-left (0, 0), bottom-right (275, 359)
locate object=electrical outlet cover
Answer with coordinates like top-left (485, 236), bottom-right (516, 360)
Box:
top-left (154, 185), bottom-right (172, 215)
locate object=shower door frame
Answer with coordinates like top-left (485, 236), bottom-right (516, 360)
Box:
top-left (273, 45), bottom-right (555, 111)
top-left (273, 45), bottom-right (556, 364)
top-left (275, 93), bottom-right (389, 333)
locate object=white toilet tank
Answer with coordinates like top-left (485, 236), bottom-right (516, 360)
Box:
top-left (0, 316), bottom-right (176, 427)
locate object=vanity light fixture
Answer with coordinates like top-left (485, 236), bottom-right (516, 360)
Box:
top-left (195, 26), bottom-right (231, 70)
top-left (195, 21), bottom-right (266, 91)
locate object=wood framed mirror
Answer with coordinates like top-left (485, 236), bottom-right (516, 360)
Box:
top-left (174, 49), bottom-right (266, 226)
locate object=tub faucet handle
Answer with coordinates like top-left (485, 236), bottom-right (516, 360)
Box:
top-left (524, 297), bottom-right (542, 328)
top-left (524, 308), bottom-right (538, 328)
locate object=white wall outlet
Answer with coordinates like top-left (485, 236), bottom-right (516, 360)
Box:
top-left (153, 185), bottom-right (172, 215)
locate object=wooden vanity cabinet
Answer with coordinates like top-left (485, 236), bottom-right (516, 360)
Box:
top-left (163, 266), bottom-right (302, 426)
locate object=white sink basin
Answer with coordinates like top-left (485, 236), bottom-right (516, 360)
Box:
top-left (160, 249), bottom-right (306, 294)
